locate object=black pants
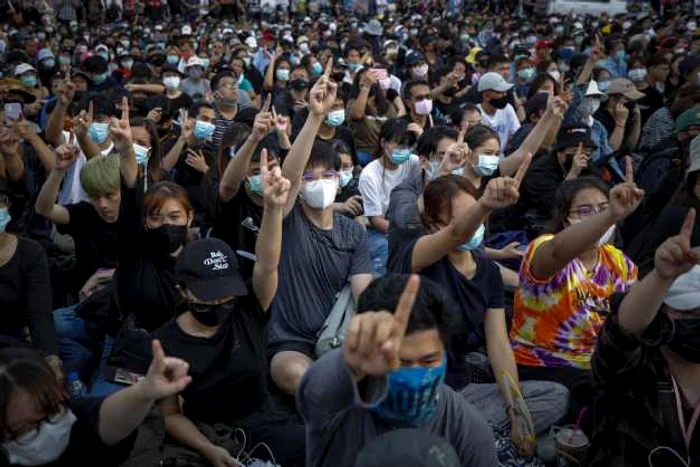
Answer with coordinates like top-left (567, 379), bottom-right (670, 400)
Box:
top-left (240, 405), bottom-right (306, 467)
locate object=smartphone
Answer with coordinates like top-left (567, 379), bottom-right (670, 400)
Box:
top-left (370, 68), bottom-right (388, 81)
top-left (4, 103), bottom-right (22, 125)
top-left (113, 368), bottom-right (144, 386)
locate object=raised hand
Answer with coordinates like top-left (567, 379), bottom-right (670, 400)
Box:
top-left (54, 132), bottom-right (80, 171)
top-left (309, 57), bottom-right (338, 116)
top-left (252, 95), bottom-right (273, 141)
top-left (655, 209), bottom-right (700, 280)
top-left (185, 148), bottom-right (209, 173)
top-left (442, 125), bottom-right (471, 175)
top-left (360, 68), bottom-right (377, 89)
top-left (272, 105), bottom-right (288, 133)
top-left (568, 143), bottom-right (589, 178)
top-left (12, 116), bottom-right (32, 140)
top-left (73, 100), bottom-right (93, 137)
top-left (613, 102), bottom-right (629, 124)
top-left (260, 148), bottom-right (291, 207)
top-left (0, 126), bottom-right (20, 156)
top-left (146, 107), bottom-right (162, 124)
top-left (407, 122), bottom-right (424, 138)
top-left (335, 194), bottom-right (363, 217)
top-left (57, 72), bottom-right (75, 106)
top-left (178, 108), bottom-right (193, 141)
top-left (108, 97), bottom-right (132, 152)
top-left (139, 340), bottom-right (191, 400)
top-left (608, 156), bottom-right (644, 222)
top-left (345, 275), bottom-right (420, 377)
top-left (547, 95), bottom-right (568, 119)
top-left (480, 154), bottom-right (531, 210)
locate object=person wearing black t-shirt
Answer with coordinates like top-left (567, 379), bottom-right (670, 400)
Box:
top-left (155, 159), bottom-right (304, 467)
top-left (0, 342), bottom-right (191, 467)
top-left (291, 95), bottom-right (357, 161)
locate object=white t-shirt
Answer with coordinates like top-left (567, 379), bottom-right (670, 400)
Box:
top-left (359, 155), bottom-right (421, 217)
top-left (477, 103), bottom-right (521, 153)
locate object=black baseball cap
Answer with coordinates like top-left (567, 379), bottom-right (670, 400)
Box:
top-left (354, 429), bottom-right (460, 467)
top-left (552, 123), bottom-right (597, 152)
top-left (176, 238), bottom-right (248, 301)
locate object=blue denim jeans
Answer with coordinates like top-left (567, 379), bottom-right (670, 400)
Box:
top-left (367, 229), bottom-right (388, 277)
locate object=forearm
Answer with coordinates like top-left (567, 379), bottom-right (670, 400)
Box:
top-left (264, 65), bottom-right (275, 91)
top-left (369, 215), bottom-right (390, 233)
top-left (350, 89), bottom-right (370, 120)
top-left (164, 414), bottom-right (216, 454)
top-left (515, 104), bottom-right (526, 123)
top-left (276, 129), bottom-right (291, 150)
top-left (162, 138), bottom-right (186, 172)
top-left (626, 116), bottom-right (641, 151)
top-left (393, 96), bottom-right (406, 117)
top-left (576, 60), bottom-right (595, 86)
top-left (24, 134), bottom-right (54, 173)
top-left (36, 169), bottom-right (65, 216)
top-left (128, 84), bottom-right (166, 94)
top-left (46, 102), bottom-right (68, 146)
top-left (504, 111), bottom-right (559, 176)
top-left (488, 340), bottom-right (520, 408)
top-left (77, 133), bottom-right (100, 159)
top-left (253, 203), bottom-right (283, 310)
top-left (120, 145), bottom-right (138, 188)
top-left (282, 113), bottom-right (323, 207)
top-left (98, 382), bottom-right (156, 445)
top-left (618, 269), bottom-right (672, 336)
top-left (609, 124), bottom-right (625, 151)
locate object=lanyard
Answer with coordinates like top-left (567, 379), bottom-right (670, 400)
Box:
top-left (672, 376), bottom-right (700, 453)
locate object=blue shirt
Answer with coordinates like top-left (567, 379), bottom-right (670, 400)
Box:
top-left (602, 55), bottom-right (627, 79)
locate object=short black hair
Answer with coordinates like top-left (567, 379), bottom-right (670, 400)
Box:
top-left (378, 118), bottom-right (417, 149)
top-left (402, 79), bottom-right (430, 102)
top-left (356, 274), bottom-right (458, 345)
top-left (307, 140), bottom-right (341, 171)
top-left (416, 126), bottom-right (458, 158)
top-left (211, 70), bottom-right (236, 91)
top-left (487, 54), bottom-right (509, 70)
top-left (188, 101), bottom-right (214, 119)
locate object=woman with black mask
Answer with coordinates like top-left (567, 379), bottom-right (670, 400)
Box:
top-left (589, 209), bottom-right (700, 466)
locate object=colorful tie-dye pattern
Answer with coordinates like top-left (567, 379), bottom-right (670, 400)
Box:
top-left (510, 234), bottom-right (637, 370)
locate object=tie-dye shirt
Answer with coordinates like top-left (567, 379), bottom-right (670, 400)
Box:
top-left (510, 234), bottom-right (637, 370)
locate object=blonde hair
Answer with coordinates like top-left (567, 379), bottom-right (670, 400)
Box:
top-left (80, 154), bottom-right (120, 197)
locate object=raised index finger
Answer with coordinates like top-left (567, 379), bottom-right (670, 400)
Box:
top-left (514, 152), bottom-right (532, 183)
top-left (151, 339), bottom-right (166, 371)
top-left (625, 155), bottom-right (634, 184)
top-left (680, 208), bottom-right (696, 240)
top-left (457, 124), bottom-right (466, 144)
top-left (262, 93), bottom-right (271, 112)
top-left (121, 96), bottom-right (129, 122)
top-left (260, 148), bottom-right (269, 177)
top-left (324, 56), bottom-right (333, 79)
top-left (88, 100), bottom-right (94, 120)
top-left (393, 275), bottom-right (420, 337)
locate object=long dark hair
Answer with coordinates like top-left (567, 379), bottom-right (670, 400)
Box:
top-left (130, 117), bottom-right (164, 183)
top-left (546, 177), bottom-right (610, 234)
top-left (421, 175), bottom-right (481, 228)
top-left (352, 68), bottom-right (391, 116)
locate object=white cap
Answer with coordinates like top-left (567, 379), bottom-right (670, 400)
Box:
top-left (477, 72), bottom-right (514, 93)
top-left (185, 56), bottom-right (205, 68)
top-left (181, 25), bottom-right (192, 36)
top-left (14, 63), bottom-right (37, 76)
top-left (584, 81), bottom-right (605, 97)
top-left (664, 266), bottom-right (700, 311)
top-left (245, 36), bottom-right (258, 49)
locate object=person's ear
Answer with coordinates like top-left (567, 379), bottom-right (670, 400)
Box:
top-left (187, 212), bottom-right (194, 228)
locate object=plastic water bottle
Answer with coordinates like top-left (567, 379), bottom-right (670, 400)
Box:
top-left (67, 371), bottom-right (86, 399)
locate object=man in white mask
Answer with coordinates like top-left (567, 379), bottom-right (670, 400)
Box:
top-left (266, 60), bottom-right (373, 397)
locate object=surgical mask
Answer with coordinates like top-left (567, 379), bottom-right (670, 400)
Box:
top-left (194, 120), bottom-right (215, 140)
top-left (98, 51), bottom-right (109, 62)
top-left (339, 169), bottom-right (353, 188)
top-left (628, 68), bottom-right (647, 82)
top-left (0, 208), bottom-right (11, 233)
top-left (188, 67), bottom-right (203, 79)
top-left (243, 56), bottom-right (251, 67)
top-left (92, 72), bottom-right (108, 84)
top-left (348, 62), bottom-right (362, 73)
top-left (517, 67), bottom-right (536, 82)
top-left (20, 75), bottom-right (37, 88)
top-left (145, 224), bottom-right (188, 255)
top-left (59, 56), bottom-right (71, 65)
top-left (276, 69), bottom-right (290, 81)
top-left (302, 179), bottom-right (338, 209)
top-left (474, 154), bottom-right (499, 177)
top-left (2, 408), bottom-right (76, 466)
top-left (451, 167), bottom-right (464, 177)
top-left (166, 54), bottom-right (180, 64)
top-left (581, 97), bottom-right (601, 116)
top-left (42, 59), bottom-right (56, 69)
top-left (311, 61), bottom-right (323, 77)
top-left (390, 148), bottom-right (412, 165)
top-left (596, 59), bottom-right (608, 69)
top-left (133, 143), bottom-right (150, 165)
top-left (121, 59), bottom-right (134, 70)
top-left (299, 43), bottom-right (310, 54)
top-left (120, 39), bottom-right (130, 48)
top-left (88, 122), bottom-right (109, 144)
top-left (415, 99), bottom-right (433, 116)
top-left (325, 109), bottom-right (345, 127)
top-left (457, 223), bottom-right (485, 251)
top-left (163, 76), bottom-right (181, 91)
top-left (378, 77), bottom-right (392, 90)
top-left (188, 300), bottom-right (236, 327)
top-left (548, 70), bottom-right (561, 82)
top-left (489, 96), bottom-right (508, 109)
top-left (426, 160), bottom-right (441, 180)
top-left (371, 356), bottom-right (446, 428)
top-left (615, 50), bottom-right (626, 61)
top-left (246, 174), bottom-right (263, 196)
top-left (413, 64), bottom-right (429, 77)
top-left (200, 58), bottom-right (210, 69)
top-left (598, 80), bottom-right (610, 92)
top-left (668, 318), bottom-right (700, 364)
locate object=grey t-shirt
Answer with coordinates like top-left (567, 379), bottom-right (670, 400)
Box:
top-left (267, 205), bottom-right (371, 350)
top-left (298, 350), bottom-right (498, 467)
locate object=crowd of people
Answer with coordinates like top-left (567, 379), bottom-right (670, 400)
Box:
top-left (0, 2), bottom-right (700, 466)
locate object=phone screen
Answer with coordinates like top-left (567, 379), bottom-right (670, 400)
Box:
top-left (4, 103), bottom-right (22, 125)
top-left (370, 68), bottom-right (388, 81)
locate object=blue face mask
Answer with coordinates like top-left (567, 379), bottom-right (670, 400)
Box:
top-left (42, 59), bottom-right (56, 70)
top-left (88, 122), bottom-right (109, 144)
top-left (457, 223), bottom-right (485, 251)
top-left (311, 61), bottom-right (324, 77)
top-left (133, 143), bottom-right (150, 165)
top-left (615, 50), bottom-right (626, 61)
top-left (371, 355), bottom-right (446, 428)
top-left (0, 208), bottom-right (11, 233)
top-left (92, 72), bottom-right (108, 84)
top-left (98, 51), bottom-right (109, 62)
top-left (451, 167), bottom-right (464, 177)
top-left (426, 160), bottom-right (441, 180)
top-left (194, 120), bottom-right (215, 140)
top-left (246, 174), bottom-right (263, 196)
top-left (200, 58), bottom-right (210, 69)
top-left (339, 169), bottom-right (353, 188)
top-left (474, 154), bottom-right (500, 177)
top-left (390, 148), bottom-right (411, 165)
top-left (166, 54), bottom-right (180, 64)
top-left (348, 62), bottom-right (362, 73)
top-left (20, 75), bottom-right (37, 88)
top-left (596, 59), bottom-right (608, 70)
top-left (325, 110), bottom-right (345, 127)
top-left (598, 80), bottom-right (610, 92)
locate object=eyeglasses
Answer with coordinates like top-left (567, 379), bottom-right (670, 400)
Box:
top-left (569, 202), bottom-right (609, 218)
top-left (302, 170), bottom-right (338, 182)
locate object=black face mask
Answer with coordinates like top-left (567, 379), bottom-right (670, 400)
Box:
top-left (669, 318), bottom-right (700, 363)
top-left (146, 224), bottom-right (188, 256)
top-left (289, 79), bottom-right (310, 91)
top-left (489, 96), bottom-right (509, 109)
top-left (150, 55), bottom-right (166, 67)
top-left (188, 300), bottom-right (236, 327)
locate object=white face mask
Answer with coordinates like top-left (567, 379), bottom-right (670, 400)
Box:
top-left (163, 76), bottom-right (181, 91)
top-left (549, 70), bottom-right (561, 82)
top-left (2, 409), bottom-right (77, 466)
top-left (302, 179), bottom-right (338, 209)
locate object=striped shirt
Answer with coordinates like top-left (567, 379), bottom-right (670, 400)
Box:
top-left (639, 106), bottom-right (674, 153)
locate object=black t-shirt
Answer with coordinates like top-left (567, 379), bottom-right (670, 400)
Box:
top-left (390, 228), bottom-right (504, 390)
top-left (166, 93), bottom-right (193, 114)
top-left (56, 202), bottom-right (119, 293)
top-left (291, 108), bottom-right (358, 161)
top-left (1, 397), bottom-right (136, 467)
top-left (637, 86), bottom-right (664, 126)
top-left (112, 179), bottom-right (181, 333)
top-left (152, 299), bottom-right (268, 424)
top-left (206, 182), bottom-right (263, 283)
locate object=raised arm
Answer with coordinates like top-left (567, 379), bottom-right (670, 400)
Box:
top-left (350, 71), bottom-right (374, 121)
top-left (412, 157), bottom-right (531, 271)
top-left (263, 51), bottom-right (277, 92)
top-left (281, 58), bottom-right (337, 216)
top-left (46, 75), bottom-right (75, 147)
top-left (218, 97), bottom-right (273, 202)
top-left (529, 158), bottom-right (644, 280)
top-left (109, 97), bottom-right (137, 187)
top-left (162, 109), bottom-right (192, 172)
top-left (618, 209), bottom-right (700, 336)
top-left (35, 137), bottom-right (81, 224)
top-left (253, 149), bottom-right (289, 311)
top-left (273, 106), bottom-right (292, 150)
top-left (73, 101), bottom-right (101, 160)
top-left (15, 118), bottom-right (54, 173)
top-left (0, 127), bottom-right (24, 181)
